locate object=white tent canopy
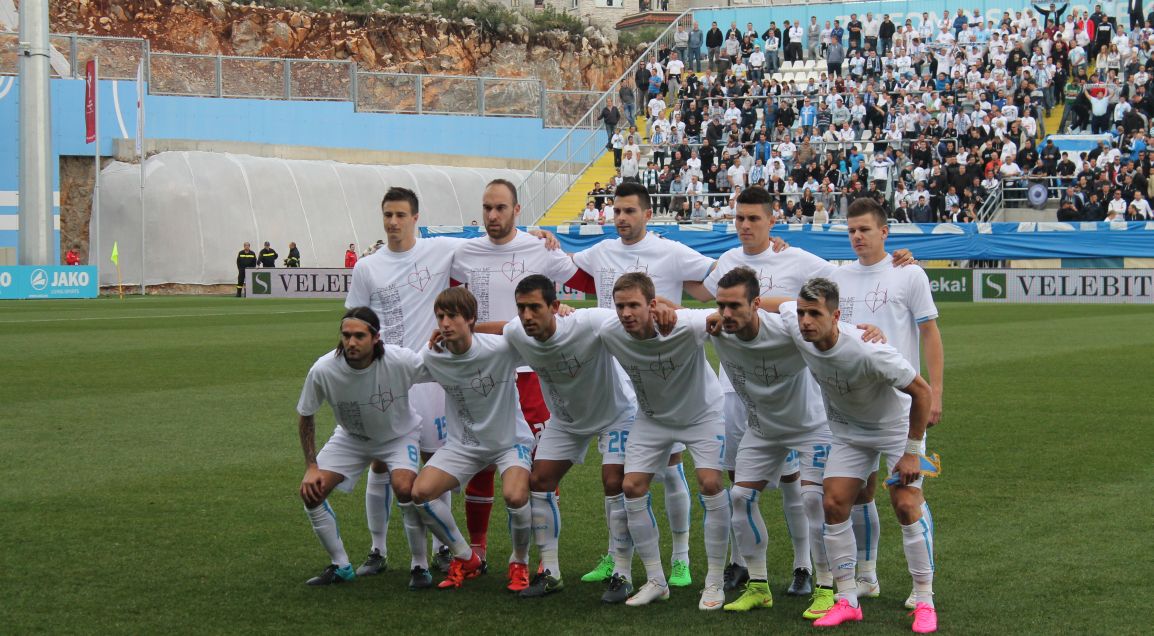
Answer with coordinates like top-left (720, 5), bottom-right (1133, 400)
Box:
top-left (94, 151), bottom-right (559, 287)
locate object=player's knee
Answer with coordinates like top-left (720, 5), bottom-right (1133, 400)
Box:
top-left (891, 491), bottom-right (924, 525)
top-left (622, 476), bottom-right (649, 499)
top-left (391, 472), bottom-right (416, 503)
top-left (697, 474), bottom-right (724, 496)
top-left (504, 490), bottom-right (529, 509)
top-left (529, 472), bottom-right (559, 493)
top-left (602, 473), bottom-right (624, 496)
top-left (822, 493), bottom-right (853, 522)
top-left (410, 480), bottom-right (432, 505)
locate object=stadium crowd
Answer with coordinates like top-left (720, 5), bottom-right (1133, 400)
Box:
top-left (582, 3), bottom-right (1154, 225)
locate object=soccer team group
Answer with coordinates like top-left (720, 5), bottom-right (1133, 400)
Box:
top-left (295, 179), bottom-right (944, 633)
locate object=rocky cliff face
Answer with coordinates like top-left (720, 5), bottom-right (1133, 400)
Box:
top-left (47, 0), bottom-right (633, 90)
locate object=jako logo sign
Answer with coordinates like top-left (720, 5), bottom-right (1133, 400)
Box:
top-left (981, 273), bottom-right (1006, 299)
top-left (252, 272), bottom-right (272, 295)
top-left (30, 268), bottom-right (48, 291)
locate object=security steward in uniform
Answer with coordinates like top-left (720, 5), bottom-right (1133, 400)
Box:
top-left (236, 241), bottom-right (257, 297)
top-left (285, 241), bottom-right (301, 268)
top-left (259, 242), bottom-right (278, 268)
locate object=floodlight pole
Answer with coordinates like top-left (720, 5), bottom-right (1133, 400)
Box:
top-left (17, 0), bottom-right (54, 266)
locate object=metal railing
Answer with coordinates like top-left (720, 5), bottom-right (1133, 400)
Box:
top-left (518, 9), bottom-right (696, 223)
top-left (0, 31), bottom-right (601, 128)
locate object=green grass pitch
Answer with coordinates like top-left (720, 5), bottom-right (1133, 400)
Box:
top-left (1, 297), bottom-right (1151, 634)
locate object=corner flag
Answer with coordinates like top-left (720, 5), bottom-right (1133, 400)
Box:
top-left (111, 241), bottom-right (119, 265)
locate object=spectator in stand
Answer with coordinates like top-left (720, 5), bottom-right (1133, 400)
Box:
top-left (706, 21), bottom-right (724, 72)
top-left (597, 99), bottom-right (622, 149)
top-left (344, 244), bottom-right (358, 269)
top-left (65, 246), bottom-right (80, 266)
top-left (688, 22), bottom-right (704, 73)
top-left (581, 201), bottom-right (599, 224)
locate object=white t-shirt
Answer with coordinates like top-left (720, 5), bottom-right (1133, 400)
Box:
top-left (418, 333), bottom-right (531, 451)
top-left (667, 59), bottom-right (685, 76)
top-left (829, 256), bottom-right (938, 372)
top-left (503, 308), bottom-right (635, 436)
top-left (572, 232), bottom-right (714, 309)
top-left (704, 244), bottom-right (837, 392)
top-left (297, 345), bottom-right (425, 442)
top-left (597, 308), bottom-right (724, 427)
top-left (711, 310), bottom-right (831, 446)
top-left (346, 237), bottom-right (463, 351)
top-left (704, 244), bottom-right (836, 298)
top-left (780, 302), bottom-right (917, 444)
top-left (451, 230), bottom-right (579, 323)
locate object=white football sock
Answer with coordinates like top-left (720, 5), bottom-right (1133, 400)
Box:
top-left (823, 519), bottom-right (858, 606)
top-left (729, 528), bottom-right (747, 567)
top-left (803, 485), bottom-right (833, 587)
top-left (398, 501), bottom-right (429, 569)
top-left (700, 491), bottom-right (732, 588)
top-left (530, 491), bottom-right (561, 577)
top-left (625, 494), bottom-right (665, 584)
top-left (729, 486), bottom-right (767, 581)
top-left (365, 470), bottom-right (392, 556)
top-left (852, 501), bottom-right (880, 580)
top-left (431, 490), bottom-right (451, 554)
top-left (417, 497), bottom-right (472, 559)
top-left (901, 516), bottom-right (935, 607)
top-left (604, 490), bottom-right (615, 555)
top-left (306, 502), bottom-right (350, 568)
top-left (663, 463), bottom-right (691, 564)
top-left (606, 493), bottom-right (633, 578)
top-left (781, 478), bottom-right (811, 573)
top-left (507, 503), bottom-right (532, 565)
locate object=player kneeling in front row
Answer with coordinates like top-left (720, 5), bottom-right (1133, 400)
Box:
top-left (296, 307), bottom-right (436, 589)
top-left (597, 272), bottom-right (732, 610)
top-left (779, 280), bottom-right (938, 633)
top-left (707, 267), bottom-right (836, 616)
top-left (409, 287), bottom-right (536, 592)
top-left (488, 275), bottom-right (670, 600)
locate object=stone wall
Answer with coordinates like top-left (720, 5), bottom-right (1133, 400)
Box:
top-left (46, 0), bottom-right (637, 91)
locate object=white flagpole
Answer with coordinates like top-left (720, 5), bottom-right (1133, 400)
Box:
top-left (92, 56), bottom-right (100, 283)
top-left (136, 58), bottom-right (145, 295)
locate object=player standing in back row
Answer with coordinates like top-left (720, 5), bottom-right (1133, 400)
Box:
top-left (829, 199), bottom-right (943, 610)
top-left (449, 179), bottom-right (594, 591)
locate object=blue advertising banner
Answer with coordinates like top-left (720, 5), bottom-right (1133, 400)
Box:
top-left (423, 222), bottom-right (1154, 261)
top-left (0, 266), bottom-right (99, 300)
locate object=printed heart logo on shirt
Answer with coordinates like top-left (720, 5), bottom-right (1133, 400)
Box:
top-left (407, 265), bottom-right (432, 291)
top-left (470, 370), bottom-right (496, 397)
top-left (753, 359), bottom-right (783, 385)
top-left (501, 254), bottom-right (526, 281)
top-left (557, 353), bottom-right (582, 378)
top-left (649, 353), bottom-right (676, 380)
top-left (864, 283), bottom-right (888, 312)
top-left (367, 385), bottom-right (396, 413)
top-left (821, 370), bottom-right (853, 396)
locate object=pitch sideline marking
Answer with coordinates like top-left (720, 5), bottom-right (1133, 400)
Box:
top-left (0, 308), bottom-right (335, 324)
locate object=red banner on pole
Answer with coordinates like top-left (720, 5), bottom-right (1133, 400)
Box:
top-left (85, 60), bottom-right (96, 144)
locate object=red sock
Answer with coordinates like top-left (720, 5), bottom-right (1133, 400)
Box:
top-left (465, 468), bottom-right (495, 560)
